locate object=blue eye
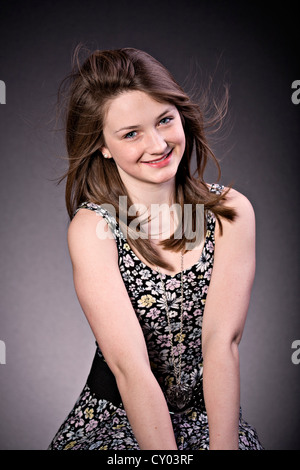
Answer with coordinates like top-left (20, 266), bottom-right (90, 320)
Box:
top-left (159, 117), bottom-right (173, 125)
top-left (124, 131), bottom-right (137, 139)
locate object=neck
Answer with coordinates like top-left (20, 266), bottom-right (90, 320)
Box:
top-left (131, 183), bottom-right (176, 207)
top-left (123, 179), bottom-right (178, 241)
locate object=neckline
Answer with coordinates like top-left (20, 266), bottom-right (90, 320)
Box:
top-left (77, 201), bottom-right (215, 278)
top-left (121, 214), bottom-right (214, 278)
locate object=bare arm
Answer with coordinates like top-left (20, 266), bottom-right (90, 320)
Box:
top-left (68, 209), bottom-right (177, 450)
top-left (202, 189), bottom-right (256, 450)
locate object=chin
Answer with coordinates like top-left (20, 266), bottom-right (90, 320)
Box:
top-left (154, 170), bottom-right (177, 185)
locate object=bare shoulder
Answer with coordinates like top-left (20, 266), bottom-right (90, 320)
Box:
top-left (216, 187), bottom-right (255, 240)
top-left (67, 207), bottom-right (118, 267)
top-left (224, 187), bottom-right (254, 217)
top-left (68, 207), bottom-right (105, 240)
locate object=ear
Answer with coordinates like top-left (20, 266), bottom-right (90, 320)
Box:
top-left (101, 146), bottom-right (112, 159)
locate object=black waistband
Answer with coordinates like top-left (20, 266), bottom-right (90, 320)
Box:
top-left (86, 350), bottom-right (123, 407)
top-left (87, 349), bottom-right (205, 415)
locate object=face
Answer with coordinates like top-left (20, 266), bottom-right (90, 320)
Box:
top-left (101, 90), bottom-right (186, 192)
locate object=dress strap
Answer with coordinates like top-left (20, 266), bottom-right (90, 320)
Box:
top-left (208, 183), bottom-right (224, 195)
top-left (73, 201), bottom-right (126, 241)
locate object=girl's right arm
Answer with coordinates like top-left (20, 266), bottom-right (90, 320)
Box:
top-left (67, 208), bottom-right (177, 450)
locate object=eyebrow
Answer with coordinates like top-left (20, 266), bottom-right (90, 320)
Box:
top-left (114, 107), bottom-right (174, 134)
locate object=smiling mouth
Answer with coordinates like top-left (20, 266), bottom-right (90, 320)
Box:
top-left (142, 150), bottom-right (173, 164)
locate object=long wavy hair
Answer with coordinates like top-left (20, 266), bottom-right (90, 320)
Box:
top-left (56, 46), bottom-right (236, 270)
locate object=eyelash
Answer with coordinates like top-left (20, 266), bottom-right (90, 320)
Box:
top-left (159, 116), bottom-right (173, 125)
top-left (124, 131), bottom-right (137, 140)
top-left (123, 116), bottom-right (174, 140)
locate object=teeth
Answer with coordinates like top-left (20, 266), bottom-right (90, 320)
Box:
top-left (153, 155), bottom-right (167, 163)
top-left (148, 151), bottom-right (170, 163)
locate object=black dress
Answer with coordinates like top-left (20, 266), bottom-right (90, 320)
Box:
top-left (48, 184), bottom-right (263, 450)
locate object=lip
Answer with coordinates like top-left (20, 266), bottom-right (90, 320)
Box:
top-left (141, 150), bottom-right (173, 167)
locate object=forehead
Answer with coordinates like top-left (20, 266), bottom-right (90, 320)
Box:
top-left (104, 90), bottom-right (173, 129)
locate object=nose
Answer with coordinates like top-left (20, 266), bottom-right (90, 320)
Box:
top-left (144, 129), bottom-right (168, 156)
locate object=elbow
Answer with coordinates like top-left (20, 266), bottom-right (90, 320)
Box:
top-left (202, 331), bottom-right (241, 363)
top-left (110, 355), bottom-right (152, 387)
top-left (112, 360), bottom-right (158, 406)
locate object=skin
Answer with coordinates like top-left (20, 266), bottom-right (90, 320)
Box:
top-left (68, 90), bottom-right (256, 449)
top-left (101, 90), bottom-right (204, 274)
top-left (101, 90), bottom-right (186, 206)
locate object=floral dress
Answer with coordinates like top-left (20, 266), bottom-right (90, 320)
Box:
top-left (48, 184), bottom-right (263, 450)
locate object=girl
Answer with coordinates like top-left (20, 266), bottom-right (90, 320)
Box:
top-left (49, 47), bottom-right (263, 450)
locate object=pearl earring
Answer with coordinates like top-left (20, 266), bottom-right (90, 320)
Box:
top-left (103, 153), bottom-right (109, 159)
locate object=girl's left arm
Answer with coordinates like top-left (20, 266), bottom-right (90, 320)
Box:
top-left (202, 188), bottom-right (256, 450)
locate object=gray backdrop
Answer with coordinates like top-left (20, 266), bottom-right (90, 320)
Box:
top-left (0, 0), bottom-right (299, 450)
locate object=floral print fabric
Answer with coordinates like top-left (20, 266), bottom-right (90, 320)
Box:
top-left (48, 184), bottom-right (263, 450)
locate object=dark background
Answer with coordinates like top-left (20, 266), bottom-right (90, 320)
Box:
top-left (0, 0), bottom-right (299, 450)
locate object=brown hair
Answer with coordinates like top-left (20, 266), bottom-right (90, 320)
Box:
top-left (56, 46), bottom-right (236, 270)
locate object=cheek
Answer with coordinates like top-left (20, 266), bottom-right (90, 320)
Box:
top-left (169, 118), bottom-right (185, 141)
top-left (171, 125), bottom-right (186, 147)
top-left (112, 142), bottom-right (143, 164)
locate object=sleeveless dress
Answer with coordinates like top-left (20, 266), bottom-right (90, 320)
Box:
top-left (48, 184), bottom-right (263, 450)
